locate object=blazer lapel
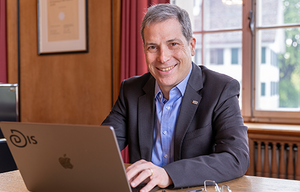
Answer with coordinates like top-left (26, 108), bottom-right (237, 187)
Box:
top-left (138, 75), bottom-right (156, 161)
top-left (174, 63), bottom-right (203, 160)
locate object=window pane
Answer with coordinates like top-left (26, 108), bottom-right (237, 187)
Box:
top-left (193, 0), bottom-right (202, 31)
top-left (193, 34), bottom-right (202, 64)
top-left (194, 31), bottom-right (242, 81)
top-left (202, 31), bottom-right (243, 107)
top-left (202, 0), bottom-right (242, 30)
top-left (256, 28), bottom-right (300, 110)
top-left (203, 32), bottom-right (242, 80)
top-left (258, 0), bottom-right (300, 27)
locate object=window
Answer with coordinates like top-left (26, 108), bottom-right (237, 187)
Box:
top-left (261, 83), bottom-right (266, 96)
top-left (270, 50), bottom-right (278, 67)
top-left (271, 81), bottom-right (279, 96)
top-left (255, 0), bottom-right (300, 118)
top-left (261, 47), bottom-right (266, 64)
top-left (174, 0), bottom-right (243, 107)
top-left (231, 48), bottom-right (239, 65)
top-left (210, 48), bottom-right (224, 65)
top-left (174, 0), bottom-right (300, 123)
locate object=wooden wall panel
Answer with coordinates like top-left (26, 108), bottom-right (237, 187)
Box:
top-left (7, 0), bottom-right (115, 125)
top-left (112, 0), bottom-right (121, 103)
top-left (6, 0), bottom-right (18, 84)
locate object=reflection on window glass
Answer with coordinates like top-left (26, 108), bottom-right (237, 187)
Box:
top-left (256, 28), bottom-right (300, 110)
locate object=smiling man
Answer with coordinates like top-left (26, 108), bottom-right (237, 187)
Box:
top-left (143, 17), bottom-right (195, 101)
top-left (102, 4), bottom-right (249, 192)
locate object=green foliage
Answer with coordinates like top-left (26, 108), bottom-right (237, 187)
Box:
top-left (278, 0), bottom-right (300, 108)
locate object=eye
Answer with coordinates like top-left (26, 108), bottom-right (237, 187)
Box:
top-left (147, 45), bottom-right (158, 53)
top-left (148, 46), bottom-right (156, 50)
top-left (169, 42), bottom-right (180, 49)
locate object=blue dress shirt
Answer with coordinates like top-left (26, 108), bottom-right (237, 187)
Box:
top-left (151, 65), bottom-right (192, 167)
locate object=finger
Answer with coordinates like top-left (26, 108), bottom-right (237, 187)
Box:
top-left (139, 178), bottom-right (158, 192)
top-left (126, 160), bottom-right (150, 182)
top-left (126, 159), bottom-right (147, 174)
top-left (130, 167), bottom-right (153, 188)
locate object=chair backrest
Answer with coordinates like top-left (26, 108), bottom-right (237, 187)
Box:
top-left (0, 84), bottom-right (18, 172)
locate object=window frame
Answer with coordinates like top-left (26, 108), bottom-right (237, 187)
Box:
top-left (173, 0), bottom-right (300, 124)
top-left (252, 0), bottom-right (300, 123)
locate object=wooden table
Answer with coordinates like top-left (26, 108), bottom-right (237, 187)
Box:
top-left (1, 170), bottom-right (300, 192)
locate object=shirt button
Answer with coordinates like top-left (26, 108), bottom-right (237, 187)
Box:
top-left (164, 154), bottom-right (168, 158)
top-left (166, 106), bottom-right (170, 110)
top-left (163, 131), bottom-right (167, 135)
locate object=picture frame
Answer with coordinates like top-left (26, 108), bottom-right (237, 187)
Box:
top-left (37, 0), bottom-right (88, 54)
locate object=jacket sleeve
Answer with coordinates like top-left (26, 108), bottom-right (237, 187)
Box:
top-left (101, 80), bottom-right (128, 151)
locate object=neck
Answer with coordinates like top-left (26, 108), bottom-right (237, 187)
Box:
top-left (161, 89), bottom-right (170, 101)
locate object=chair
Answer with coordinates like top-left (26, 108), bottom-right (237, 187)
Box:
top-left (0, 84), bottom-right (18, 173)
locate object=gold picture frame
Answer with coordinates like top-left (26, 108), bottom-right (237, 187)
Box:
top-left (37, 0), bottom-right (88, 54)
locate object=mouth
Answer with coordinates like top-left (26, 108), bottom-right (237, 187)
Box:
top-left (157, 64), bottom-right (177, 72)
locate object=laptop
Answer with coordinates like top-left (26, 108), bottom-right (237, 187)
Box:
top-left (0, 122), bottom-right (159, 192)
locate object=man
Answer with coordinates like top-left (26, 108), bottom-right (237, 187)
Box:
top-left (102, 3), bottom-right (249, 192)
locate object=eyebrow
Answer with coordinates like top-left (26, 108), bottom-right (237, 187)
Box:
top-left (145, 38), bottom-right (183, 46)
top-left (167, 38), bottom-right (182, 43)
top-left (145, 42), bottom-right (157, 46)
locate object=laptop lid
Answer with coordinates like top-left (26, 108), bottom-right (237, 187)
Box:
top-left (0, 122), bottom-right (133, 192)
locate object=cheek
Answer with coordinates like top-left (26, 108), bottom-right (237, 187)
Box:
top-left (145, 57), bottom-right (156, 72)
top-left (145, 52), bottom-right (155, 62)
top-left (175, 47), bottom-right (191, 59)
top-left (145, 53), bottom-right (159, 68)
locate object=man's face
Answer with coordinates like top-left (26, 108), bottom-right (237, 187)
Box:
top-left (143, 18), bottom-right (196, 95)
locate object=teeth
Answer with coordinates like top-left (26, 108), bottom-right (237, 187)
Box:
top-left (160, 65), bottom-right (175, 72)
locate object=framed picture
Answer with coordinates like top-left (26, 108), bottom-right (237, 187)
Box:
top-left (37, 0), bottom-right (88, 54)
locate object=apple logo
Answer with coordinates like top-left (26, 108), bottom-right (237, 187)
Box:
top-left (59, 154), bottom-right (74, 169)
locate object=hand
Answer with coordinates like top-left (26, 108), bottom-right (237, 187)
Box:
top-left (126, 159), bottom-right (173, 192)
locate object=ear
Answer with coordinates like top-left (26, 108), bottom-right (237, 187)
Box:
top-left (189, 37), bottom-right (196, 56)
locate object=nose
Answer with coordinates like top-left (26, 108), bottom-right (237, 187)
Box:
top-left (157, 46), bottom-right (171, 63)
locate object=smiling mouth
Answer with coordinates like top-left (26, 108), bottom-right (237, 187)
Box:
top-left (157, 64), bottom-right (177, 72)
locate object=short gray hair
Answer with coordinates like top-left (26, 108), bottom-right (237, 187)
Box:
top-left (140, 4), bottom-right (193, 44)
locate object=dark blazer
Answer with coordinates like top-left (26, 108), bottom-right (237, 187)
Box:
top-left (102, 63), bottom-right (249, 188)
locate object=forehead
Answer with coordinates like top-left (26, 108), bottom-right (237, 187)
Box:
top-left (144, 19), bottom-right (185, 42)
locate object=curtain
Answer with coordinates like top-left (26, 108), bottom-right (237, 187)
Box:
top-left (120, 0), bottom-right (169, 163)
top-left (0, 0), bottom-right (7, 83)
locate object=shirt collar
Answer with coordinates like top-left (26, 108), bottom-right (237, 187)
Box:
top-left (155, 64), bottom-right (193, 100)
